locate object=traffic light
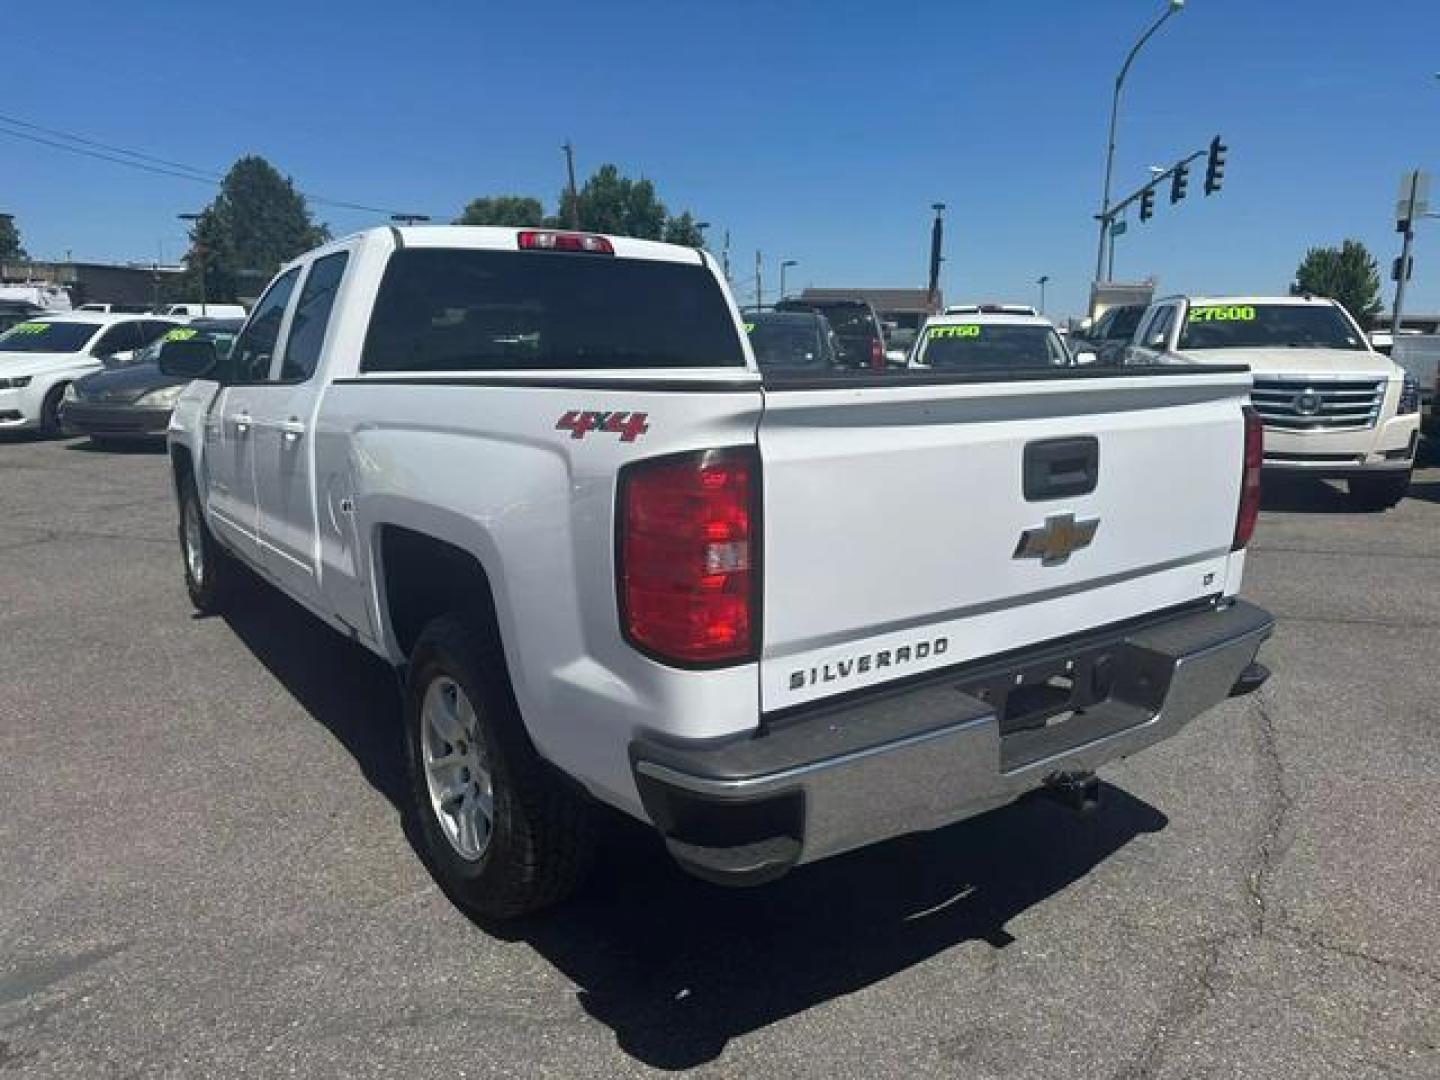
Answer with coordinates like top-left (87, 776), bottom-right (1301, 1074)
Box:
top-left (1170, 161), bottom-right (1189, 204)
top-left (1204, 136), bottom-right (1227, 195)
top-left (1139, 186), bottom-right (1155, 222)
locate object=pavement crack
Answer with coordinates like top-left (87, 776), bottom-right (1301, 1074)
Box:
top-left (1113, 933), bottom-right (1231, 1080)
top-left (1275, 924), bottom-right (1440, 988)
top-left (1247, 692), bottom-right (1294, 935)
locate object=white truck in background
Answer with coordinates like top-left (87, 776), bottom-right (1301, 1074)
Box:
top-left (159, 226), bottom-right (1273, 918)
top-left (1126, 295), bottom-right (1421, 509)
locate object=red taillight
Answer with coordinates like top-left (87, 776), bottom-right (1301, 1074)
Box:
top-left (619, 450), bottom-right (758, 666)
top-left (517, 230), bottom-right (615, 254)
top-left (1233, 406), bottom-right (1263, 550)
top-left (870, 338), bottom-right (884, 370)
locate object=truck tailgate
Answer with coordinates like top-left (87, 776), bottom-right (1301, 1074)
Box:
top-left (757, 371), bottom-right (1252, 711)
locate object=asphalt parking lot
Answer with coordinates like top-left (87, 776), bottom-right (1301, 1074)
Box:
top-left (1, 434), bottom-right (1437, 1079)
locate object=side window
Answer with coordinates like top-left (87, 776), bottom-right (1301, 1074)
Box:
top-left (228, 268), bottom-right (300, 383)
top-left (1153, 306), bottom-right (1177, 349)
top-left (93, 322), bottom-right (142, 355)
top-left (281, 251), bottom-right (349, 381)
top-left (136, 321), bottom-right (175, 347)
top-left (1092, 310), bottom-right (1114, 340)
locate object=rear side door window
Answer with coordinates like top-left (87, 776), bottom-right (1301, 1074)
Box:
top-left (280, 252), bottom-right (350, 382)
top-left (228, 268), bottom-right (301, 383)
top-left (93, 322), bottom-right (143, 356)
top-left (1151, 305), bottom-right (1177, 350)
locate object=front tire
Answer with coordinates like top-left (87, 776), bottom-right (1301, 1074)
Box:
top-left (38, 384), bottom-right (68, 438)
top-left (404, 615), bottom-right (592, 920)
top-left (177, 473), bottom-right (235, 613)
top-left (1347, 471), bottom-right (1410, 510)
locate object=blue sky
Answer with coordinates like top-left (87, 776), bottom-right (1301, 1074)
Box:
top-left (4, 0), bottom-right (1438, 317)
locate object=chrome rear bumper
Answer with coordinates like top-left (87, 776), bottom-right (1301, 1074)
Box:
top-left (632, 600), bottom-right (1274, 885)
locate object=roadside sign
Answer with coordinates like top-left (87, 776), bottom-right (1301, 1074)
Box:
top-left (1110, 220), bottom-right (1128, 237)
top-left (1396, 170), bottom-right (1430, 228)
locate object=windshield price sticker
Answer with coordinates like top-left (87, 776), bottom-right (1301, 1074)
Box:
top-left (930, 324), bottom-right (981, 339)
top-left (163, 327), bottom-right (199, 341)
top-left (10, 322), bottom-right (50, 336)
top-left (1188, 305), bottom-right (1256, 322)
top-left (743, 322), bottom-right (755, 333)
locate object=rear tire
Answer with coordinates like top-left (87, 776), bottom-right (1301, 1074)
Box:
top-left (403, 615), bottom-right (593, 920)
top-left (38, 384), bottom-right (68, 438)
top-left (1346, 471), bottom-right (1410, 510)
top-left (177, 472), bottom-right (236, 613)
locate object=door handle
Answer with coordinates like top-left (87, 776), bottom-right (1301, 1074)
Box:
top-left (1023, 436), bottom-right (1099, 501)
top-left (230, 411), bottom-right (251, 435)
top-left (281, 418), bottom-right (306, 444)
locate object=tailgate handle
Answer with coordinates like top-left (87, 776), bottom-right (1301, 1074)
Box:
top-left (1024, 436), bottom-right (1099, 501)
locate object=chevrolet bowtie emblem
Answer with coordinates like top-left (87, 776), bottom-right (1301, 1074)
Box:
top-left (1014, 513), bottom-right (1100, 566)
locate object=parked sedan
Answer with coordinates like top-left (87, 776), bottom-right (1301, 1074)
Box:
top-left (61, 319), bottom-right (242, 444)
top-left (744, 311), bottom-right (841, 372)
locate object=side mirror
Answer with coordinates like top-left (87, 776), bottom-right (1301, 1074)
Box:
top-left (158, 337), bottom-right (219, 379)
top-left (1074, 350), bottom-right (1098, 366)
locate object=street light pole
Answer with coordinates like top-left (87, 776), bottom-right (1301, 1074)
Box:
top-left (561, 141), bottom-right (580, 229)
top-left (178, 212), bottom-right (205, 317)
top-left (1037, 275), bottom-right (1049, 314)
top-left (696, 221), bottom-right (711, 250)
top-left (779, 259), bottom-right (798, 301)
top-left (928, 202), bottom-right (946, 306)
top-left (1093, 0), bottom-right (1185, 288)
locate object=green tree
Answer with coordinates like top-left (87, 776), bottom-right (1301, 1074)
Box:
top-left (182, 156), bottom-right (329, 302)
top-left (0, 214), bottom-right (25, 262)
top-left (662, 211), bottom-right (705, 247)
top-left (455, 164), bottom-right (705, 243)
top-left (455, 195), bottom-right (547, 227)
top-left (571, 164), bottom-right (684, 240)
top-left (1293, 239), bottom-right (1383, 327)
top-left (0, 216), bottom-right (24, 264)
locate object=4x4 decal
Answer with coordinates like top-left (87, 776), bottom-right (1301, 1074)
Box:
top-left (555, 410), bottom-right (650, 443)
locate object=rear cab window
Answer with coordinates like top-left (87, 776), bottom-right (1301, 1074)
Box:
top-left (361, 249), bottom-right (745, 372)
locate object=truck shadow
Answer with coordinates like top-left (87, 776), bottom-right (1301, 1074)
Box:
top-left (1259, 474), bottom-right (1363, 513)
top-left (503, 785), bottom-right (1167, 1069)
top-left (217, 576), bottom-right (1169, 1071)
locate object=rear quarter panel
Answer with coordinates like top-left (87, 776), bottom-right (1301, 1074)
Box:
top-left (319, 379), bottom-right (764, 816)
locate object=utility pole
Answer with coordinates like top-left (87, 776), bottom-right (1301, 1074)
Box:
top-left (927, 203), bottom-right (946, 307)
top-left (178, 212), bottom-right (205, 317)
top-left (1392, 169), bottom-right (1429, 339)
top-left (755, 250), bottom-right (763, 310)
top-left (561, 141), bottom-right (580, 229)
top-left (722, 229), bottom-right (731, 281)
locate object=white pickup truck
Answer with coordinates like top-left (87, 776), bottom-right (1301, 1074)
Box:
top-left (160, 226), bottom-right (1274, 918)
top-left (1126, 295), bottom-right (1422, 509)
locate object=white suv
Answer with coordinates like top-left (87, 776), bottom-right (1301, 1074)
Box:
top-left (1127, 295), bottom-right (1421, 509)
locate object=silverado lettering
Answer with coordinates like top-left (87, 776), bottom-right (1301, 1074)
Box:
top-left (789, 638), bottom-right (950, 690)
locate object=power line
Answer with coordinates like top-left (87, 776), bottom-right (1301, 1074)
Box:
top-left (0, 111), bottom-right (222, 180)
top-left (0, 112), bottom-right (420, 218)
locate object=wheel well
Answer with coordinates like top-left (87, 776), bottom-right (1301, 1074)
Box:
top-left (169, 444), bottom-right (194, 497)
top-left (379, 525), bottom-right (501, 659)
